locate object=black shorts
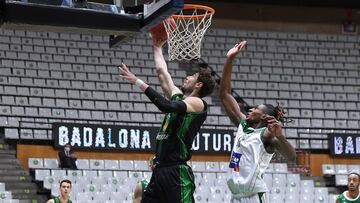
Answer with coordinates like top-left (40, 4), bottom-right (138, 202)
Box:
top-left (141, 164), bottom-right (195, 203)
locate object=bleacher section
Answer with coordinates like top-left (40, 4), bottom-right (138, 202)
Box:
top-left (0, 28), bottom-right (359, 150)
top-left (0, 182), bottom-right (17, 202)
top-left (322, 164), bottom-right (360, 186)
top-left (0, 23), bottom-right (360, 203)
top-left (28, 158), bottom-right (351, 203)
top-left (0, 29), bottom-right (217, 141)
top-left (201, 29), bottom-right (360, 150)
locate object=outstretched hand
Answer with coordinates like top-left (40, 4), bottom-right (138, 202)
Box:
top-left (226, 41), bottom-right (247, 59)
top-left (263, 115), bottom-right (283, 138)
top-left (118, 63), bottom-right (137, 84)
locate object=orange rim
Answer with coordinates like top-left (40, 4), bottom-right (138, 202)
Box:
top-left (172, 4), bottom-right (215, 20)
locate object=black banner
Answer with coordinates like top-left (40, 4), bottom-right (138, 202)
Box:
top-left (53, 123), bottom-right (235, 154)
top-left (329, 133), bottom-right (360, 157)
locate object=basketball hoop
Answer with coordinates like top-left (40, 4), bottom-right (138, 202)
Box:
top-left (163, 4), bottom-right (215, 61)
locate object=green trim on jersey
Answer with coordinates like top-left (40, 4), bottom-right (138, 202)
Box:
top-left (177, 111), bottom-right (206, 159)
top-left (338, 192), bottom-right (360, 203)
top-left (180, 165), bottom-right (195, 203)
top-left (156, 93), bottom-right (207, 163)
top-left (240, 120), bottom-right (255, 134)
top-left (140, 180), bottom-right (149, 193)
top-left (241, 120), bottom-right (267, 148)
top-left (258, 192), bottom-right (265, 203)
top-left (54, 196), bottom-right (72, 203)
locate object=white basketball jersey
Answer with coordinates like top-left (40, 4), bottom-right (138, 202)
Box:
top-left (227, 120), bottom-right (273, 197)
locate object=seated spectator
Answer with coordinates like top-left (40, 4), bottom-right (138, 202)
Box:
top-left (58, 144), bottom-right (77, 170)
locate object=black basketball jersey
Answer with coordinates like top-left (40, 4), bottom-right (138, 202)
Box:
top-left (155, 93), bottom-right (207, 164)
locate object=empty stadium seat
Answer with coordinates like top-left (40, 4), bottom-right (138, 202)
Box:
top-left (264, 173), bottom-right (273, 189)
top-left (286, 173), bottom-right (300, 188)
top-left (77, 159), bottom-right (90, 170)
top-left (98, 170), bottom-right (113, 178)
top-left (133, 160), bottom-right (148, 171)
top-left (44, 158), bottom-right (59, 169)
top-left (28, 158), bottom-right (44, 169)
top-left (104, 160), bottom-right (119, 170)
top-left (322, 164), bottom-right (335, 175)
top-left (328, 194), bottom-right (339, 203)
top-left (51, 170), bottom-right (66, 179)
top-left (300, 180), bottom-right (314, 196)
top-left (194, 193), bottom-right (207, 203)
top-left (314, 187), bottom-right (329, 203)
top-left (51, 184), bottom-right (60, 197)
top-left (273, 174), bottom-right (286, 188)
top-left (335, 164), bottom-right (348, 174)
top-left (300, 194), bottom-right (314, 203)
top-left (266, 163), bottom-right (274, 173)
top-left (269, 193), bottom-right (285, 203)
top-left (43, 176), bottom-right (57, 190)
top-left (91, 176), bottom-right (107, 185)
top-left (284, 193), bottom-right (299, 203)
top-left (191, 162), bottom-right (206, 172)
top-left (335, 174), bottom-right (347, 186)
top-left (119, 160), bottom-right (134, 170)
top-left (113, 171), bottom-right (128, 180)
top-left (348, 165), bottom-right (360, 174)
top-left (0, 199), bottom-right (20, 203)
top-left (83, 170), bottom-right (98, 177)
top-left (219, 162), bottom-right (228, 172)
top-left (273, 163), bottom-right (288, 173)
top-left (89, 160), bottom-right (105, 170)
top-left (35, 169), bottom-right (50, 181)
top-left (0, 183), bottom-right (5, 192)
top-left (205, 162), bottom-right (220, 172)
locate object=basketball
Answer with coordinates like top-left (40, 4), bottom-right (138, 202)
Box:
top-left (150, 18), bottom-right (177, 42)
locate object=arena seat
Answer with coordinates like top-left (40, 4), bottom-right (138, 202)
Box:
top-left (191, 161), bottom-right (206, 172)
top-left (314, 187), bottom-right (329, 203)
top-left (335, 174), bottom-right (347, 186)
top-left (287, 173), bottom-right (300, 189)
top-left (347, 164), bottom-right (360, 173)
top-left (119, 160), bottom-right (134, 170)
top-left (284, 192), bottom-right (299, 203)
top-left (28, 158), bottom-right (44, 169)
top-left (44, 158), bottom-right (59, 169)
top-left (322, 164), bottom-right (335, 175)
top-left (328, 194), bottom-right (339, 203)
top-left (89, 160), bottom-right (105, 170)
top-left (104, 160), bottom-right (119, 170)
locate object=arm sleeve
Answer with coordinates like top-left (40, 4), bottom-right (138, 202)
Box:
top-left (145, 86), bottom-right (187, 113)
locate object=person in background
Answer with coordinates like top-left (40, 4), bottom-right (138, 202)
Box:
top-left (47, 179), bottom-right (73, 203)
top-left (133, 156), bottom-right (156, 203)
top-left (336, 172), bottom-right (360, 203)
top-left (58, 144), bottom-right (77, 170)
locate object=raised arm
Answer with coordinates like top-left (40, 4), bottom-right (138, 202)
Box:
top-left (263, 116), bottom-right (296, 162)
top-left (219, 42), bottom-right (247, 126)
top-left (152, 34), bottom-right (181, 99)
top-left (119, 64), bottom-right (203, 113)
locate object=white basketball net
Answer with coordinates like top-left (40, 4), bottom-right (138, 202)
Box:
top-left (163, 8), bottom-right (213, 61)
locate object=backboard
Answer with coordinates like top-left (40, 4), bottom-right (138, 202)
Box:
top-left (0, 0), bottom-right (184, 47)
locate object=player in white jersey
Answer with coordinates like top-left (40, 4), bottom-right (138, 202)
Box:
top-left (219, 41), bottom-right (296, 203)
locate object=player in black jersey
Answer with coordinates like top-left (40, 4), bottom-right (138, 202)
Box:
top-left (119, 35), bottom-right (215, 203)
